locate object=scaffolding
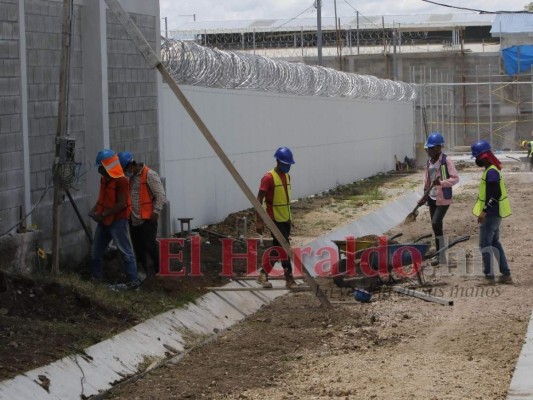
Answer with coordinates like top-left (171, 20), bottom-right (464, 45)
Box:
top-left (411, 65), bottom-right (533, 150)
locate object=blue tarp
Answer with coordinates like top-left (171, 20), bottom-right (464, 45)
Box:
top-left (502, 45), bottom-right (533, 76)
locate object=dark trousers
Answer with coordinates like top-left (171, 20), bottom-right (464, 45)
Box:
top-left (130, 220), bottom-right (159, 275)
top-left (428, 198), bottom-right (450, 254)
top-left (269, 221), bottom-right (292, 275)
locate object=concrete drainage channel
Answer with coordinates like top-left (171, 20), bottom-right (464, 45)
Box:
top-left (0, 171), bottom-right (531, 399)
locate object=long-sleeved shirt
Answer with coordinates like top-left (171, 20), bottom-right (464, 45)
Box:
top-left (484, 168), bottom-right (502, 216)
top-left (423, 152), bottom-right (460, 206)
top-left (130, 164), bottom-right (166, 226)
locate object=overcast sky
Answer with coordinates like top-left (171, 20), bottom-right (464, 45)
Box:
top-left (160, 0), bottom-right (530, 30)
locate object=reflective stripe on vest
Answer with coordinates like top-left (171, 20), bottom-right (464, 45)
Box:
top-left (96, 177), bottom-right (117, 225)
top-left (139, 166), bottom-right (153, 219)
top-left (440, 153), bottom-right (452, 200)
top-left (270, 169), bottom-right (291, 222)
top-left (426, 153), bottom-right (452, 199)
top-left (472, 165), bottom-right (512, 218)
top-left (101, 154), bottom-right (124, 178)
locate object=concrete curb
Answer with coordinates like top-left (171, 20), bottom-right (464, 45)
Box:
top-left (0, 280), bottom-right (292, 400)
top-left (507, 309), bottom-right (533, 399)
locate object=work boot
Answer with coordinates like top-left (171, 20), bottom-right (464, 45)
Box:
top-left (283, 267), bottom-right (299, 289)
top-left (256, 268), bottom-right (272, 288)
top-left (285, 277), bottom-right (299, 289)
top-left (481, 275), bottom-right (496, 285)
top-left (498, 275), bottom-right (513, 284)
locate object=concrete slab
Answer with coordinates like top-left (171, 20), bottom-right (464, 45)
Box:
top-left (507, 309), bottom-right (533, 399)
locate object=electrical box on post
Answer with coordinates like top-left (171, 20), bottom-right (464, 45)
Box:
top-left (57, 138), bottom-right (76, 163)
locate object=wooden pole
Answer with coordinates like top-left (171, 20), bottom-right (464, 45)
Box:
top-left (206, 286), bottom-right (311, 292)
top-left (104, 0), bottom-right (332, 308)
top-left (51, 0), bottom-right (73, 274)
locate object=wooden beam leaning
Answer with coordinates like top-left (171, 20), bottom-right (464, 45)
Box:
top-left (104, 0), bottom-right (331, 309)
top-left (393, 286), bottom-right (454, 306)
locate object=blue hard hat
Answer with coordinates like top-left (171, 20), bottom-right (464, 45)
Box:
top-left (425, 132), bottom-right (445, 148)
top-left (274, 147), bottom-right (295, 164)
top-left (95, 149), bottom-right (115, 166)
top-left (118, 151), bottom-right (134, 169)
top-left (471, 140), bottom-right (491, 158)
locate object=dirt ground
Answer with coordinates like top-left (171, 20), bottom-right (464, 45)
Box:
top-left (2, 165), bottom-right (532, 399)
top-left (106, 166), bottom-right (533, 400)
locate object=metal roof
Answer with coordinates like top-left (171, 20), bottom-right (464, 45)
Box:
top-left (491, 14), bottom-right (533, 36)
top-left (172, 12), bottom-right (494, 35)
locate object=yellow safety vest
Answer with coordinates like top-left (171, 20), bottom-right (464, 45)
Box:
top-left (269, 169), bottom-right (292, 222)
top-left (472, 165), bottom-right (511, 218)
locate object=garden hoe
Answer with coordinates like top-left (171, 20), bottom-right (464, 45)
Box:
top-left (404, 182), bottom-right (436, 223)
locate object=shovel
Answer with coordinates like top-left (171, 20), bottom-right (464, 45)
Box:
top-left (404, 182), bottom-right (436, 223)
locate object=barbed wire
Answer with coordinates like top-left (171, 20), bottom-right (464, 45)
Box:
top-left (161, 40), bottom-right (418, 101)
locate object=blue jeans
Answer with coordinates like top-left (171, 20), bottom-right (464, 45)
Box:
top-left (92, 219), bottom-right (139, 283)
top-left (479, 214), bottom-right (511, 277)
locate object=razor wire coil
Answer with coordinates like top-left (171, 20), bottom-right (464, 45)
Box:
top-left (161, 40), bottom-right (418, 102)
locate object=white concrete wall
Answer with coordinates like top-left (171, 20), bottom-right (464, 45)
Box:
top-left (160, 85), bottom-right (414, 231)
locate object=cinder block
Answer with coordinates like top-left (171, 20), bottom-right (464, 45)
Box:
top-left (8, 77), bottom-right (19, 94)
top-left (0, 115), bottom-right (10, 134)
top-left (10, 114), bottom-right (20, 133)
top-left (9, 41), bottom-right (18, 58)
top-left (6, 169), bottom-right (23, 189)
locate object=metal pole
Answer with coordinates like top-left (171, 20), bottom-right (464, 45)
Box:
top-left (476, 65), bottom-right (480, 141)
top-left (317, 0), bottom-right (323, 66)
top-left (382, 16), bottom-right (386, 54)
top-left (348, 26), bottom-right (352, 55)
top-left (392, 25), bottom-right (397, 80)
top-left (163, 16), bottom-right (168, 39)
top-left (334, 0), bottom-right (339, 62)
top-left (420, 65), bottom-right (424, 143)
top-left (301, 27), bottom-right (304, 58)
top-left (356, 11), bottom-right (360, 55)
top-left (440, 71), bottom-right (442, 136)
top-left (51, 0), bottom-right (73, 274)
top-left (489, 64), bottom-right (493, 145)
top-left (429, 67), bottom-right (433, 132)
top-left (65, 189), bottom-right (92, 244)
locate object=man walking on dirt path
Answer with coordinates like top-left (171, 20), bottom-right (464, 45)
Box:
top-left (256, 147), bottom-right (298, 289)
top-left (418, 132), bottom-right (459, 265)
top-left (118, 152), bottom-right (166, 278)
top-left (89, 149), bottom-right (141, 290)
top-left (471, 140), bottom-right (513, 284)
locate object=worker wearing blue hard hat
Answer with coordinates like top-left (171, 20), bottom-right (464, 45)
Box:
top-left (117, 151), bottom-right (166, 278)
top-left (418, 132), bottom-right (459, 266)
top-left (256, 147), bottom-right (297, 289)
top-left (470, 140), bottom-right (512, 284)
top-left (89, 149), bottom-right (140, 290)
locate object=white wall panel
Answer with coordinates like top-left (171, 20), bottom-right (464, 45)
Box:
top-left (160, 85), bottom-right (414, 232)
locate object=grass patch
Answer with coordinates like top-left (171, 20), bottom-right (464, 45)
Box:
top-left (37, 272), bottom-right (198, 321)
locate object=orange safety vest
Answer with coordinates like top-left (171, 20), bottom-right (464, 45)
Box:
top-left (139, 166), bottom-right (154, 219)
top-left (95, 177), bottom-right (131, 225)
